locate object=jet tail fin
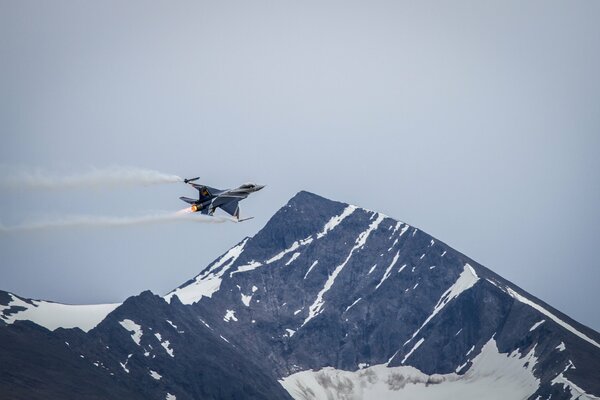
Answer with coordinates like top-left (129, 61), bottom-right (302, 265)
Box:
top-left (190, 184), bottom-right (221, 203)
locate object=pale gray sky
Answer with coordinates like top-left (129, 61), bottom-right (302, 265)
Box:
top-left (1, 1), bottom-right (599, 330)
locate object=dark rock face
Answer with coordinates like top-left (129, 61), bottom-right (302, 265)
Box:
top-left (0, 290), bottom-right (293, 400)
top-left (177, 191), bottom-right (600, 399)
top-left (1, 190), bottom-right (599, 399)
top-left (0, 321), bottom-right (144, 400)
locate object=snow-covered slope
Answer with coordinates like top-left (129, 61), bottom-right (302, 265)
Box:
top-left (281, 338), bottom-right (541, 400)
top-left (0, 291), bottom-right (119, 332)
top-left (164, 238), bottom-right (248, 304)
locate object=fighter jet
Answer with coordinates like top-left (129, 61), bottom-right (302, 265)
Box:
top-left (179, 177), bottom-right (264, 221)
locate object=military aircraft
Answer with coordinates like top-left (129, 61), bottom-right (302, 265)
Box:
top-left (179, 177), bottom-right (264, 221)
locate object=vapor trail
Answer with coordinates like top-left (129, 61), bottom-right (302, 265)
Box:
top-left (0, 210), bottom-right (236, 233)
top-left (0, 166), bottom-right (183, 190)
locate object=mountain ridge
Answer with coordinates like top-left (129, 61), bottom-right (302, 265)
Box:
top-left (1, 190), bottom-right (599, 399)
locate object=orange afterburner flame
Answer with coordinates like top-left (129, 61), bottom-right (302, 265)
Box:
top-left (191, 205), bottom-right (198, 212)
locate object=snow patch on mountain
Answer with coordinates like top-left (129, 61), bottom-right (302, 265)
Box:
top-left (317, 205), bottom-right (357, 239)
top-left (154, 332), bottom-right (174, 357)
top-left (164, 238), bottom-right (248, 304)
top-left (267, 237), bottom-right (313, 264)
top-left (404, 264), bottom-right (479, 345)
top-left (344, 298), bottom-right (362, 313)
top-left (507, 287), bottom-right (600, 349)
top-left (387, 222), bottom-right (409, 250)
top-left (119, 319), bottom-right (143, 345)
top-left (376, 251), bottom-right (400, 290)
top-left (304, 261), bottom-right (319, 279)
top-left (551, 363), bottom-right (600, 400)
top-left (530, 320), bottom-right (545, 331)
top-left (402, 338), bottom-right (425, 364)
top-left (224, 309), bottom-right (238, 322)
top-left (149, 370), bottom-right (162, 380)
top-left (166, 319), bottom-right (184, 333)
top-left (281, 338), bottom-right (539, 400)
top-left (390, 221), bottom-right (409, 238)
top-left (120, 354), bottom-right (132, 373)
top-left (302, 213), bottom-right (386, 327)
top-left (230, 261), bottom-right (263, 276)
top-left (161, 340), bottom-right (174, 357)
top-left (0, 293), bottom-right (119, 332)
top-left (241, 293), bottom-right (252, 307)
top-left (466, 345), bottom-right (475, 356)
top-left (286, 252), bottom-right (301, 266)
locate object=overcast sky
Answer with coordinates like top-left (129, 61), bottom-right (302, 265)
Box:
top-left (1, 1), bottom-right (599, 331)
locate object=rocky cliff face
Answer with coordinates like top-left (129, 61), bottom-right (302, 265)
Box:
top-left (167, 191), bottom-right (600, 399)
top-left (1, 191), bottom-right (599, 400)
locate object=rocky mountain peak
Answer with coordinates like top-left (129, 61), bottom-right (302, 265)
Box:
top-left (2, 191), bottom-right (599, 400)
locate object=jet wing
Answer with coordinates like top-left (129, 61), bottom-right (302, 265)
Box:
top-left (210, 195), bottom-right (244, 218)
top-left (219, 199), bottom-right (240, 218)
top-left (211, 195), bottom-right (244, 207)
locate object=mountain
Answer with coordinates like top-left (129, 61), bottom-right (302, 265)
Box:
top-left (0, 289), bottom-right (292, 400)
top-left (1, 191), bottom-right (599, 400)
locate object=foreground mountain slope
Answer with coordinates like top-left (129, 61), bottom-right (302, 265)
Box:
top-left (0, 290), bottom-right (292, 400)
top-left (0, 320), bottom-right (145, 400)
top-left (167, 191), bottom-right (600, 400)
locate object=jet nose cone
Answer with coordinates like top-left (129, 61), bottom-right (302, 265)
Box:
top-left (255, 184), bottom-right (265, 191)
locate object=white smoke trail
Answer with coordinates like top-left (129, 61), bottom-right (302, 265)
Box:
top-left (0, 209), bottom-right (238, 233)
top-left (0, 166), bottom-right (183, 190)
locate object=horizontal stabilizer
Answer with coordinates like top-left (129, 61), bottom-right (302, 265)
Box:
top-left (179, 196), bottom-right (197, 205)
